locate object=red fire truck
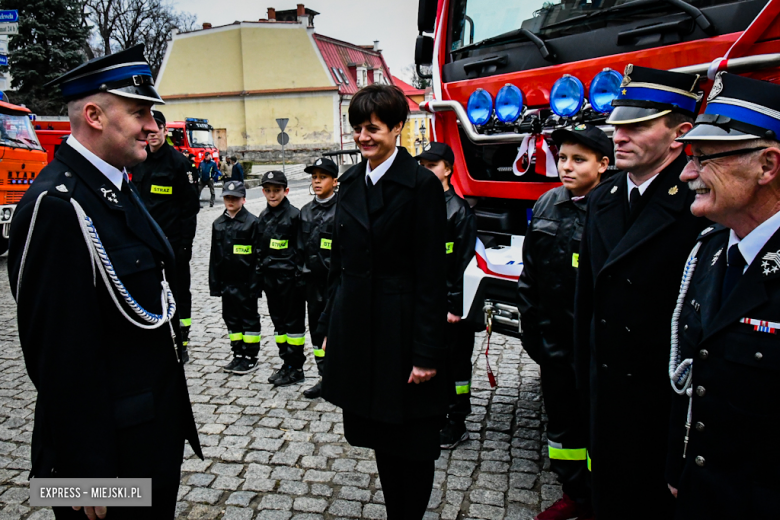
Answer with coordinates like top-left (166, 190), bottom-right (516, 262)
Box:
top-left (414, 0), bottom-right (780, 337)
top-left (167, 118), bottom-right (220, 168)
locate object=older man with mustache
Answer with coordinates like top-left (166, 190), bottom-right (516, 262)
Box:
top-left (666, 72), bottom-right (780, 520)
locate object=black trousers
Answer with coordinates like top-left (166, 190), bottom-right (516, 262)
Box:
top-left (446, 320), bottom-right (475, 422)
top-left (375, 451), bottom-right (435, 519)
top-left (221, 286), bottom-right (261, 358)
top-left (53, 482), bottom-right (179, 519)
top-left (306, 278), bottom-right (327, 375)
top-left (540, 361), bottom-right (591, 503)
top-left (264, 274), bottom-right (306, 369)
top-left (174, 245), bottom-right (192, 328)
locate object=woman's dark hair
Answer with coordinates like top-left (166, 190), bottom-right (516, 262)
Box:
top-left (349, 84), bottom-right (409, 130)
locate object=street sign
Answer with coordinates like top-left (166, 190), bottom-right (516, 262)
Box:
top-left (276, 132), bottom-right (289, 146)
top-left (276, 118), bottom-right (289, 132)
top-left (0, 56), bottom-right (7, 67)
top-left (0, 11), bottom-right (18, 23)
top-left (0, 40), bottom-right (8, 55)
top-left (0, 23), bottom-right (18, 35)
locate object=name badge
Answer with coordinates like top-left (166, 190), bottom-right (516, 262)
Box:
top-left (572, 253), bottom-right (579, 268)
top-left (151, 185), bottom-right (172, 195)
top-left (270, 239), bottom-right (288, 250)
top-left (233, 244), bottom-right (252, 255)
top-left (320, 238), bottom-right (332, 250)
top-left (445, 242), bottom-right (454, 254)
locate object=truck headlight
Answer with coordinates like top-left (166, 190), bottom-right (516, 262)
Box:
top-left (467, 89), bottom-right (493, 126)
top-left (590, 69), bottom-right (623, 114)
top-left (495, 84), bottom-right (523, 123)
top-left (550, 75), bottom-right (585, 118)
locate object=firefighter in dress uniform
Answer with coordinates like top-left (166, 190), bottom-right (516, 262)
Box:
top-left (7, 45), bottom-right (202, 519)
top-left (573, 65), bottom-right (710, 519)
top-left (666, 72), bottom-right (780, 520)
top-left (131, 110), bottom-right (200, 362)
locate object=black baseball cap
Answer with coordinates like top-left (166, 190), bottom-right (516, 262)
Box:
top-left (552, 124), bottom-right (613, 162)
top-left (415, 142), bottom-right (455, 164)
top-left (222, 181), bottom-right (246, 198)
top-left (261, 170), bottom-right (287, 187)
top-left (152, 110), bottom-right (166, 126)
top-left (304, 157), bottom-right (339, 178)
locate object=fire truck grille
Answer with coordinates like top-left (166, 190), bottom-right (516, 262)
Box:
top-left (5, 191), bottom-right (23, 204)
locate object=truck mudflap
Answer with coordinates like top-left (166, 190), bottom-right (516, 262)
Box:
top-left (462, 238), bottom-right (524, 338)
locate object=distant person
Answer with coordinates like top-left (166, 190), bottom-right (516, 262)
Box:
top-left (198, 151), bottom-right (220, 207)
top-left (220, 155), bottom-right (231, 180)
top-left (231, 156), bottom-right (245, 182)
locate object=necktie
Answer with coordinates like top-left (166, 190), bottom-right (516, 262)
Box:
top-left (721, 244), bottom-right (746, 305)
top-left (629, 187), bottom-right (641, 210)
top-left (366, 175), bottom-right (374, 189)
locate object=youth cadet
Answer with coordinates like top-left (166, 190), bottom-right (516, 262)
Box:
top-left (417, 142), bottom-right (477, 449)
top-left (257, 171), bottom-right (307, 387)
top-left (209, 181), bottom-right (262, 374)
top-left (298, 157), bottom-right (339, 399)
top-left (517, 124), bottom-right (611, 520)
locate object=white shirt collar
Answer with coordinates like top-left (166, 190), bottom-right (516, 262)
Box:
top-left (66, 135), bottom-right (126, 190)
top-left (626, 172), bottom-right (659, 202)
top-left (727, 209), bottom-right (780, 271)
top-left (365, 147), bottom-right (398, 185)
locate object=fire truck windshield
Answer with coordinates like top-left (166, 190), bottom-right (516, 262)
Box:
top-left (451, 0), bottom-right (758, 51)
top-left (0, 113), bottom-right (43, 151)
top-left (188, 129), bottom-right (215, 148)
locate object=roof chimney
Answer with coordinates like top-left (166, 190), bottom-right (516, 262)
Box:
top-left (202, 22), bottom-right (212, 30)
top-left (267, 7), bottom-right (276, 21)
top-left (373, 40), bottom-right (380, 52)
top-left (297, 4), bottom-right (305, 16)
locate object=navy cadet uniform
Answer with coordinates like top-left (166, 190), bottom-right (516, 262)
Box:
top-left (666, 72), bottom-right (780, 520)
top-left (518, 124), bottom-right (613, 516)
top-left (298, 158), bottom-right (339, 399)
top-left (6, 45), bottom-right (202, 519)
top-left (131, 110), bottom-right (200, 359)
top-left (257, 170), bottom-right (307, 387)
top-left (573, 65), bottom-right (710, 519)
top-left (209, 181), bottom-right (262, 374)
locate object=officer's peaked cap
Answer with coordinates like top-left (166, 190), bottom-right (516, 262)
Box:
top-left (607, 64), bottom-right (700, 125)
top-left (45, 44), bottom-right (164, 104)
top-left (678, 72), bottom-right (780, 142)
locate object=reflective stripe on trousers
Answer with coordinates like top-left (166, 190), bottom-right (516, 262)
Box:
top-left (455, 380), bottom-right (471, 395)
top-left (275, 334), bottom-right (287, 344)
top-left (229, 332), bottom-right (243, 341)
top-left (287, 333), bottom-right (305, 346)
top-left (180, 318), bottom-right (192, 327)
top-left (242, 332), bottom-right (261, 344)
top-left (548, 440), bottom-right (587, 461)
top-left (313, 348), bottom-right (325, 358)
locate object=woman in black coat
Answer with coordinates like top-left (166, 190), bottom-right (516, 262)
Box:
top-left (318, 84), bottom-right (448, 518)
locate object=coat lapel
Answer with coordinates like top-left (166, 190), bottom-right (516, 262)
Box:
top-left (594, 174), bottom-right (628, 256)
top-left (602, 156), bottom-right (689, 271)
top-left (370, 148), bottom-right (416, 227)
top-left (694, 230), bottom-right (728, 331)
top-left (704, 227), bottom-right (780, 341)
top-left (339, 162), bottom-right (370, 230)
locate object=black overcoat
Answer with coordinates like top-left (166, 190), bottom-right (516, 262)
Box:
top-left (574, 153), bottom-right (709, 518)
top-left (666, 224), bottom-right (780, 520)
top-left (7, 142), bottom-right (202, 483)
top-left (319, 147), bottom-right (449, 424)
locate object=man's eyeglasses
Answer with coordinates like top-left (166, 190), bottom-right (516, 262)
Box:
top-left (686, 146), bottom-right (767, 170)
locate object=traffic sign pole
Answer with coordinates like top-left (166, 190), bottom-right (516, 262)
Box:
top-left (276, 119), bottom-right (290, 173)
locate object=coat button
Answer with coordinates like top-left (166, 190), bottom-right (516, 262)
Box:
top-left (696, 386), bottom-right (706, 397)
top-left (699, 349), bottom-right (709, 360)
top-left (601, 363), bottom-right (608, 369)
top-left (65, 172), bottom-right (72, 178)
top-left (626, 279), bottom-right (632, 284)
top-left (695, 456), bottom-right (705, 467)
top-left (625, 326), bottom-right (631, 332)
top-left (684, 325), bottom-right (689, 331)
top-left (695, 421), bottom-right (705, 432)
top-left (600, 319), bottom-right (607, 325)
top-left (136, 259), bottom-right (140, 266)
top-left (755, 352), bottom-right (763, 361)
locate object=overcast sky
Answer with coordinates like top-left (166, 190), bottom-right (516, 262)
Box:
top-left (172, 0), bottom-right (421, 82)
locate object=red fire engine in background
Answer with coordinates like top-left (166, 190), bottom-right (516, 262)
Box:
top-left (414, 0), bottom-right (780, 337)
top-left (167, 118), bottom-right (220, 168)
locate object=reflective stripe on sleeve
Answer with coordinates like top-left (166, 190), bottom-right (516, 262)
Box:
top-left (243, 333), bottom-right (261, 344)
top-left (229, 332), bottom-right (243, 341)
top-left (455, 380), bottom-right (471, 395)
top-left (180, 318), bottom-right (192, 327)
top-left (287, 333), bottom-right (306, 346)
top-left (313, 348), bottom-right (325, 358)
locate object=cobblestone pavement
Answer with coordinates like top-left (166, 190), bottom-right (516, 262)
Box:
top-left (0, 187), bottom-right (562, 519)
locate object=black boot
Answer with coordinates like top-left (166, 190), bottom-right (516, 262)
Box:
top-left (274, 368), bottom-right (304, 387)
top-left (303, 380), bottom-right (322, 399)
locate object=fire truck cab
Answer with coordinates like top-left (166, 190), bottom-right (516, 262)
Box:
top-left (167, 118), bottom-right (220, 168)
top-left (415, 0), bottom-right (780, 337)
top-left (0, 102), bottom-right (47, 254)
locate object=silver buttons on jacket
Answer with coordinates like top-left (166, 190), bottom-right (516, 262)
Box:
top-left (695, 456), bottom-right (705, 467)
top-left (696, 386), bottom-right (706, 397)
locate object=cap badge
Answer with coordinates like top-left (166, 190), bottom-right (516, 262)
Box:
top-left (761, 251), bottom-right (780, 275)
top-left (708, 73), bottom-right (724, 101)
top-left (668, 186), bottom-right (679, 196)
top-left (268, 172), bottom-right (274, 179)
top-left (316, 159), bottom-right (322, 165)
top-left (574, 124), bottom-right (587, 131)
top-left (610, 186), bottom-right (618, 194)
top-left (100, 187), bottom-right (118, 204)
top-left (56, 184), bottom-right (68, 193)
top-left (711, 247), bottom-right (723, 266)
top-left (228, 183), bottom-right (235, 190)
top-left (424, 143), bottom-right (432, 151)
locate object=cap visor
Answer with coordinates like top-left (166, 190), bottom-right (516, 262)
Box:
top-left (677, 124), bottom-right (760, 142)
top-left (262, 180), bottom-right (287, 186)
top-left (108, 84), bottom-right (165, 104)
top-left (222, 190), bottom-right (245, 197)
top-left (415, 151), bottom-right (442, 162)
top-left (606, 106), bottom-right (671, 125)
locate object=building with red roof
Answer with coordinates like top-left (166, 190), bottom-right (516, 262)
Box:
top-left (393, 75), bottom-right (433, 157)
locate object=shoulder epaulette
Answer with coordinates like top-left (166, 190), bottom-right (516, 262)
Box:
top-left (697, 223), bottom-right (727, 241)
top-left (47, 171), bottom-right (77, 201)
